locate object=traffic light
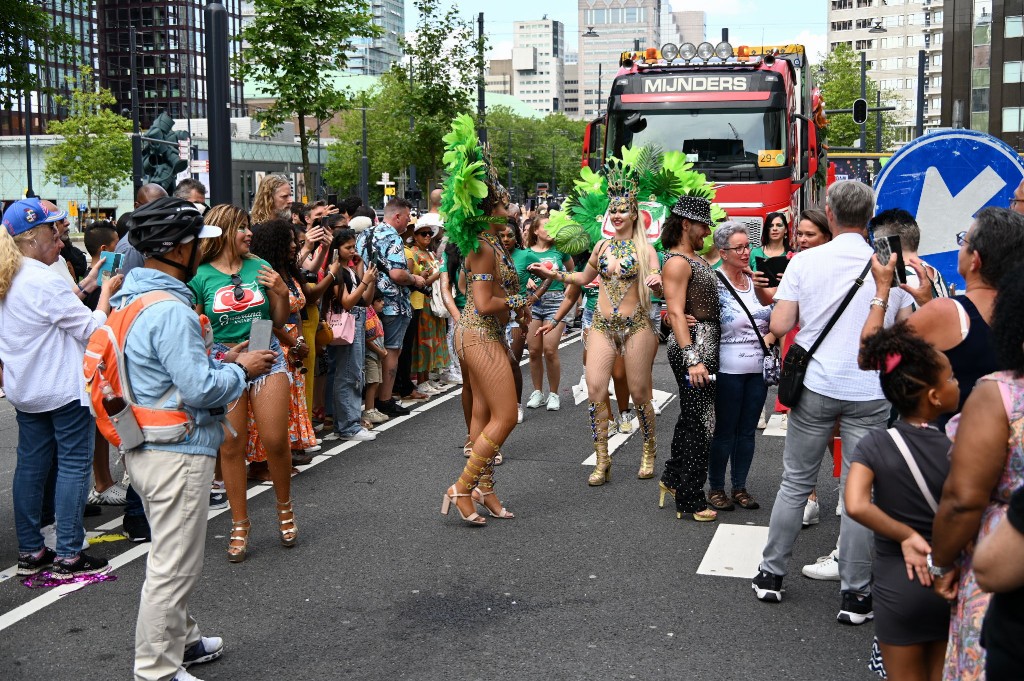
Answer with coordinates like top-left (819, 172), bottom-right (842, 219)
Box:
top-left (852, 98), bottom-right (868, 125)
top-left (141, 111), bottom-right (189, 193)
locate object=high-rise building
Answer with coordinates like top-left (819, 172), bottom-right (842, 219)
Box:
top-left (0, 0), bottom-right (97, 135)
top-left (97, 1), bottom-right (246, 126)
top-left (578, 0), bottom-right (662, 120)
top-left (512, 18), bottom-right (565, 115)
top-left (563, 61), bottom-right (581, 118)
top-left (826, 0), bottom-right (944, 145)
top-left (347, 0), bottom-right (404, 76)
top-left (667, 10), bottom-right (707, 45)
top-left (486, 59), bottom-right (515, 96)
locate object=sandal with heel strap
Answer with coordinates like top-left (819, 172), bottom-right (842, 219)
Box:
top-left (471, 488), bottom-right (514, 519)
top-left (227, 518), bottom-right (250, 563)
top-left (277, 500), bottom-right (297, 547)
top-left (708, 489), bottom-right (735, 511)
top-left (441, 486), bottom-right (486, 526)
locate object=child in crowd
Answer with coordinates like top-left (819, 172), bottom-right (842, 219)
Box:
top-left (363, 293), bottom-right (388, 426)
top-left (81, 222), bottom-right (128, 505)
top-left (846, 321), bottom-right (959, 681)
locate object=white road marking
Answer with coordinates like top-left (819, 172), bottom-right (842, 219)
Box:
top-left (0, 331), bottom-right (583, 631)
top-left (762, 413), bottom-right (788, 438)
top-left (696, 523), bottom-right (770, 579)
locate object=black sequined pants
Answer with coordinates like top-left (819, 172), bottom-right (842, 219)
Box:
top-left (660, 323), bottom-right (720, 514)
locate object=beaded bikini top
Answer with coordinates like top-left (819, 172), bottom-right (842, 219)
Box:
top-left (598, 239), bottom-right (639, 316)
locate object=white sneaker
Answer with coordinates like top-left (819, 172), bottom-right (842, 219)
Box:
top-left (618, 410), bottom-right (634, 433)
top-left (305, 444), bottom-right (322, 453)
top-left (802, 498), bottom-right (821, 528)
top-left (442, 371), bottom-right (463, 384)
top-left (417, 383), bottom-right (439, 395)
top-left (801, 549), bottom-right (840, 581)
top-left (837, 495), bottom-right (844, 517)
top-left (341, 428), bottom-right (377, 441)
top-left (88, 483), bottom-right (128, 505)
top-left (517, 406), bottom-right (524, 423)
top-left (546, 393), bottom-right (560, 411)
top-left (779, 413), bottom-right (789, 430)
top-left (757, 413), bottom-right (767, 429)
top-left (526, 390), bottom-right (546, 408)
top-left (172, 667), bottom-right (205, 681)
top-left (428, 380), bottom-right (446, 392)
top-left (364, 409), bottom-right (389, 424)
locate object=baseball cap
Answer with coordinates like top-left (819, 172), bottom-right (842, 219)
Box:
top-left (3, 198), bottom-right (64, 237)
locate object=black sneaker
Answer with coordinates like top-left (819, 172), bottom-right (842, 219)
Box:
top-left (83, 503), bottom-right (103, 517)
top-left (50, 552), bottom-right (109, 581)
top-left (752, 567), bottom-right (785, 603)
top-left (837, 591), bottom-right (874, 625)
top-left (377, 399), bottom-right (409, 416)
top-left (123, 514), bottom-right (151, 543)
top-left (209, 483), bottom-right (228, 510)
top-left (182, 635), bottom-right (224, 667)
top-left (17, 547), bottom-right (56, 575)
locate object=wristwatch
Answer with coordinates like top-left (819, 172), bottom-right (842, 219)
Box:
top-left (926, 552), bottom-right (951, 578)
top-left (869, 297), bottom-right (888, 310)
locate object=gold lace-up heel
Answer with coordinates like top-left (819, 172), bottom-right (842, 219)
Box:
top-left (588, 400), bottom-right (612, 486)
top-left (636, 400), bottom-right (656, 479)
top-left (277, 500), bottom-right (297, 547)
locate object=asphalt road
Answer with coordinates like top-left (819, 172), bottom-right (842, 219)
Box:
top-left (0, 331), bottom-right (877, 681)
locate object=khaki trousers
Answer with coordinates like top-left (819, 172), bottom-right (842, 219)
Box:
top-left (124, 449), bottom-right (215, 681)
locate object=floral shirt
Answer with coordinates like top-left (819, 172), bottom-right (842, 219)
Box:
top-left (356, 223), bottom-right (411, 318)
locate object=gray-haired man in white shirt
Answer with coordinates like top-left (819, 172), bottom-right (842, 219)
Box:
top-left (752, 181), bottom-right (914, 625)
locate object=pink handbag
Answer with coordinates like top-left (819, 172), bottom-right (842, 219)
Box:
top-left (325, 306), bottom-right (355, 346)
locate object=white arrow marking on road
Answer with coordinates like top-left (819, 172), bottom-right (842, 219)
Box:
top-left (581, 388), bottom-right (676, 465)
top-left (915, 165), bottom-right (1005, 255)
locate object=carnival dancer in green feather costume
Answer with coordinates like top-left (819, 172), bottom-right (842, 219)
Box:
top-left (440, 115), bottom-right (524, 526)
top-left (529, 145), bottom-right (724, 487)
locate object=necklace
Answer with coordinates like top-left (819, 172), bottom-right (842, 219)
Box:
top-left (609, 238), bottom-right (635, 259)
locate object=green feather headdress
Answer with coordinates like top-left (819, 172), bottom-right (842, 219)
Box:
top-left (440, 114), bottom-right (509, 257)
top-left (547, 144), bottom-right (724, 254)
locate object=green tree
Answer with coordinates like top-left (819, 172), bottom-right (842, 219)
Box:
top-left (818, 44), bottom-right (897, 151)
top-left (402, 0), bottom-right (486, 184)
top-left (43, 66), bottom-right (132, 221)
top-left (0, 1), bottom-right (79, 109)
top-left (235, 0), bottom-right (380, 196)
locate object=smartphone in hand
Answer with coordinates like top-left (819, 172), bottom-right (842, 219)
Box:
top-left (98, 251), bottom-right (124, 277)
top-left (248, 319), bottom-right (274, 352)
top-left (873, 235), bottom-right (907, 286)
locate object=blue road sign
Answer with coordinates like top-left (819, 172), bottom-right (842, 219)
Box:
top-left (873, 129), bottom-right (1024, 290)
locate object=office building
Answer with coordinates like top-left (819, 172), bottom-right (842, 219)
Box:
top-left (827, 0), bottom-right (944, 144)
top-left (97, 1), bottom-right (246, 126)
top-left (563, 61), bottom-right (581, 118)
top-left (661, 8), bottom-right (706, 46)
top-left (347, 0), bottom-right (405, 76)
top-left (578, 0), bottom-right (662, 119)
top-left (1, 1), bottom-right (97, 136)
top-left (512, 18), bottom-right (565, 115)
top-left (486, 59), bottom-right (515, 96)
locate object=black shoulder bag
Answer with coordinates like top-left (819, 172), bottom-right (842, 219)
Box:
top-left (777, 261), bottom-right (872, 408)
top-left (715, 271), bottom-right (780, 386)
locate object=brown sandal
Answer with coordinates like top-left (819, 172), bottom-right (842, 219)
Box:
top-left (731, 488), bottom-right (760, 509)
top-left (708, 489), bottom-right (735, 511)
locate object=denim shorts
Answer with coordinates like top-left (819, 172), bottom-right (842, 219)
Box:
top-left (381, 313), bottom-right (412, 350)
top-left (581, 306), bottom-right (595, 330)
top-left (212, 335), bottom-right (287, 384)
top-left (531, 291), bottom-right (565, 323)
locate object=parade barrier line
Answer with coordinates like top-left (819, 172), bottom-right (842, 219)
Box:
top-left (0, 330), bottom-right (583, 631)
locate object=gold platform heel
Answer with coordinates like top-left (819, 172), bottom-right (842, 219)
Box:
top-left (588, 400), bottom-right (612, 486)
top-left (227, 518), bottom-right (250, 563)
top-left (636, 400), bottom-right (656, 479)
top-left (277, 500), bottom-right (297, 547)
top-left (658, 482), bottom-right (676, 509)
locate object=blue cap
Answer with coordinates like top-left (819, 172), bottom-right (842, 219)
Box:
top-left (3, 198), bottom-right (66, 237)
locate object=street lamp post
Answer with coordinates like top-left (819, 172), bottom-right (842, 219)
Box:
top-left (407, 57), bottom-right (419, 207)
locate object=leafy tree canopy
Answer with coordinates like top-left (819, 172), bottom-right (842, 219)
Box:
top-left (43, 66), bottom-right (132, 220)
top-left (0, 0), bottom-right (80, 109)
top-left (818, 44), bottom-right (897, 151)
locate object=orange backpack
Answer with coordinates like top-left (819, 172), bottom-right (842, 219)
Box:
top-left (83, 291), bottom-right (210, 451)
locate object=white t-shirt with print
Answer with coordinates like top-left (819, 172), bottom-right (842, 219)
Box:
top-left (716, 273), bottom-right (771, 375)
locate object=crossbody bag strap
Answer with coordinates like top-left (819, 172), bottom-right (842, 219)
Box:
top-left (886, 427), bottom-right (940, 513)
top-left (715, 270), bottom-right (770, 355)
top-left (806, 260), bottom-right (872, 357)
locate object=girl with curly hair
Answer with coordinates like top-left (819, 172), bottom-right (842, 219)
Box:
top-left (846, 322), bottom-right (958, 681)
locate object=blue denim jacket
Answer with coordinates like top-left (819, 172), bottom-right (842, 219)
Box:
top-left (110, 268), bottom-right (247, 456)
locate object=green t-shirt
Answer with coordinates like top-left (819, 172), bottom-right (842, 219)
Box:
top-left (515, 247), bottom-right (569, 293)
top-left (440, 250), bottom-right (466, 310)
top-left (189, 257), bottom-right (273, 344)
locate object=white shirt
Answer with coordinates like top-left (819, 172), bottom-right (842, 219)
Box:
top-left (775, 232), bottom-right (912, 401)
top-left (48, 255), bottom-right (76, 287)
top-left (716, 273), bottom-right (772, 375)
top-left (0, 258), bottom-right (106, 412)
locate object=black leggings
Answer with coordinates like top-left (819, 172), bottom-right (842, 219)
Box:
top-left (394, 308), bottom-right (421, 396)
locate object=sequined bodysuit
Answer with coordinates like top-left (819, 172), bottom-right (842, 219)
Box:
top-left (592, 239), bottom-right (652, 354)
top-left (456, 232), bottom-right (520, 350)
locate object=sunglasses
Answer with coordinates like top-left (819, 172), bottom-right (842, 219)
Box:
top-left (230, 273), bottom-right (245, 301)
top-left (415, 231), bottom-right (432, 237)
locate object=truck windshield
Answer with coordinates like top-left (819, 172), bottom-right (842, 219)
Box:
top-left (608, 108), bottom-right (787, 169)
